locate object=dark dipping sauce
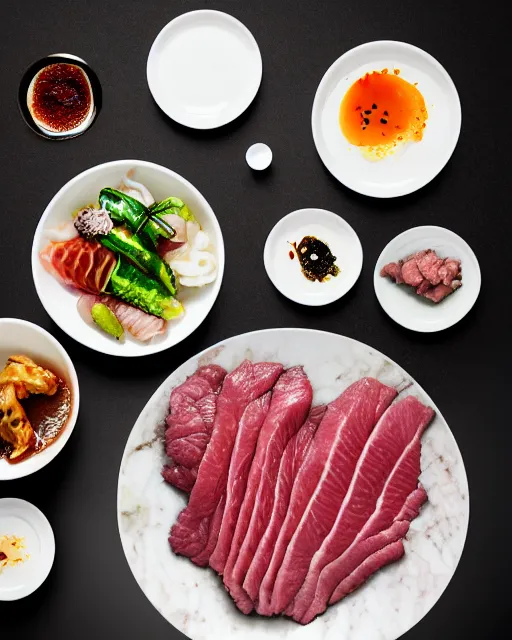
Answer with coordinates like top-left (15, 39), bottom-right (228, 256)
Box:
top-left (0, 378), bottom-right (71, 464)
top-left (292, 236), bottom-right (340, 282)
top-left (30, 63), bottom-right (91, 133)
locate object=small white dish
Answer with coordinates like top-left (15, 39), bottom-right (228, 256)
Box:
top-left (0, 318), bottom-right (79, 480)
top-left (312, 41), bottom-right (461, 197)
top-left (246, 143), bottom-right (272, 170)
top-left (147, 10), bottom-right (263, 129)
top-left (264, 208), bottom-right (363, 306)
top-left (0, 498), bottom-right (55, 600)
top-left (374, 226), bottom-right (481, 332)
top-left (31, 159), bottom-right (224, 357)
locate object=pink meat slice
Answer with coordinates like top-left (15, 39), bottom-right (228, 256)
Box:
top-left (261, 378), bottom-right (397, 616)
top-left (244, 405), bottom-right (327, 607)
top-left (192, 494), bottom-right (227, 567)
top-left (417, 251), bottom-right (445, 285)
top-left (438, 258), bottom-right (461, 286)
top-left (416, 279), bottom-right (432, 296)
top-left (162, 365), bottom-right (226, 493)
top-left (223, 367), bottom-right (313, 614)
top-left (380, 262), bottom-right (404, 284)
top-left (162, 463), bottom-right (197, 493)
top-left (423, 280), bottom-right (462, 303)
top-left (299, 484), bottom-right (426, 622)
top-left (327, 487), bottom-right (428, 609)
top-left (169, 360), bottom-right (283, 559)
top-left (291, 397), bottom-right (434, 621)
top-left (401, 258), bottom-right (424, 287)
top-left (209, 392), bottom-right (273, 574)
top-left (165, 365), bottom-right (226, 460)
top-left (332, 541), bottom-right (405, 603)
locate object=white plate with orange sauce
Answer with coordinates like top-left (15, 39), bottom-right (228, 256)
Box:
top-left (312, 41), bottom-right (461, 198)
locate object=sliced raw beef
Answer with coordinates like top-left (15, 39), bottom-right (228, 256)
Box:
top-left (379, 262), bottom-right (404, 284)
top-left (417, 251), bottom-right (445, 285)
top-left (162, 365), bottom-right (226, 493)
top-left (438, 258), bottom-right (461, 286)
top-left (423, 281), bottom-right (462, 303)
top-left (192, 494), bottom-right (227, 567)
top-left (209, 392), bottom-right (273, 574)
top-left (261, 378), bottom-right (397, 616)
top-left (244, 405), bottom-right (326, 607)
top-left (328, 487), bottom-right (428, 608)
top-left (223, 367), bottom-right (313, 614)
top-left (381, 249), bottom-right (462, 304)
top-left (165, 364), bottom-right (226, 465)
top-left (169, 360), bottom-right (283, 560)
top-left (298, 444), bottom-right (427, 622)
top-left (162, 462), bottom-right (197, 493)
top-left (416, 279), bottom-right (432, 296)
top-left (401, 258), bottom-right (424, 287)
top-left (290, 396), bottom-right (434, 621)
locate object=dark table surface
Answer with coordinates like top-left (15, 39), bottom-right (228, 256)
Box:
top-left (0, 0), bottom-right (508, 637)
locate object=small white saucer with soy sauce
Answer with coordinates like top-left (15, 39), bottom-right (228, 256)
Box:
top-left (264, 208), bottom-right (363, 306)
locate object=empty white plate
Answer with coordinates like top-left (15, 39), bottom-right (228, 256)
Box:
top-left (374, 226), bottom-right (481, 332)
top-left (264, 208), bottom-right (363, 306)
top-left (0, 498), bottom-right (55, 600)
top-left (147, 10), bottom-right (263, 129)
top-left (312, 41), bottom-right (461, 197)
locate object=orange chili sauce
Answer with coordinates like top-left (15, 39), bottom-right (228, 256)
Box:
top-left (339, 69), bottom-right (427, 150)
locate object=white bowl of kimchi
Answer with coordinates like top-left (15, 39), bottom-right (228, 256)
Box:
top-left (31, 160), bottom-right (225, 357)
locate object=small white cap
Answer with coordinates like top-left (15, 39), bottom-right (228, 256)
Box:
top-left (246, 143), bottom-right (272, 170)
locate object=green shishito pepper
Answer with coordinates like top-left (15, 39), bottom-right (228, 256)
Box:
top-left (107, 257), bottom-right (183, 320)
top-left (99, 227), bottom-right (176, 295)
top-left (149, 197), bottom-right (197, 223)
top-left (99, 188), bottom-right (173, 249)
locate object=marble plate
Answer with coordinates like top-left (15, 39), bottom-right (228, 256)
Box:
top-left (117, 329), bottom-right (469, 640)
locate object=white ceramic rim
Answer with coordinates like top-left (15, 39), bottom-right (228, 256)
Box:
top-left (0, 318), bottom-right (80, 480)
top-left (146, 9), bottom-right (263, 130)
top-left (311, 40), bottom-right (462, 198)
top-left (263, 208), bottom-right (363, 306)
top-left (30, 159), bottom-right (225, 357)
top-left (0, 497), bottom-right (55, 600)
top-left (373, 225), bottom-right (481, 332)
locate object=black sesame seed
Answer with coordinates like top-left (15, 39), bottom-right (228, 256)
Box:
top-left (372, 103), bottom-right (377, 109)
top-left (383, 110), bottom-right (389, 116)
top-left (363, 117), bottom-right (370, 125)
top-left (380, 118), bottom-right (388, 124)
top-left (364, 109), bottom-right (372, 115)
top-left (362, 126), bottom-right (366, 130)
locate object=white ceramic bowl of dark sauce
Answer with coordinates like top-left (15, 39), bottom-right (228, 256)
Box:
top-left (18, 53), bottom-right (102, 140)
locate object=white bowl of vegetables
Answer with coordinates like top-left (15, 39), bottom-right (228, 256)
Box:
top-left (31, 160), bottom-right (224, 357)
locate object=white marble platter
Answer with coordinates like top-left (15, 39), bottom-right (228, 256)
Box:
top-left (117, 328), bottom-right (469, 640)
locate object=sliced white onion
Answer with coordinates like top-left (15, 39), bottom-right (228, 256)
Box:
top-left (44, 220), bottom-right (79, 242)
top-left (179, 272), bottom-right (218, 287)
top-left (118, 170), bottom-right (155, 206)
top-left (161, 214), bottom-right (187, 242)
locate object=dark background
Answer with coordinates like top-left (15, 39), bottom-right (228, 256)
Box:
top-left (0, 0), bottom-right (508, 637)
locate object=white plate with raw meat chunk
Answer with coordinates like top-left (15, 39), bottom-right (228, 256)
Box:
top-left (374, 225), bottom-right (481, 332)
top-left (117, 328), bottom-right (469, 640)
